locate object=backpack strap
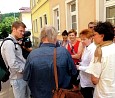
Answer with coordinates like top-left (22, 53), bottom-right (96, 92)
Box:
top-left (0, 38), bottom-right (18, 70)
top-left (1, 38), bottom-right (18, 50)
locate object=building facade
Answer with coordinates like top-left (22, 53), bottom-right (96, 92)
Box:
top-left (30, 0), bottom-right (115, 46)
top-left (19, 7), bottom-right (32, 40)
top-left (30, 0), bottom-right (51, 47)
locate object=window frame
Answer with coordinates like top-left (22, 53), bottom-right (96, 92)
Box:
top-left (65, 0), bottom-right (78, 32)
top-left (53, 5), bottom-right (60, 33)
top-left (40, 16), bottom-right (42, 29)
top-left (43, 14), bottom-right (47, 25)
top-left (104, 0), bottom-right (115, 24)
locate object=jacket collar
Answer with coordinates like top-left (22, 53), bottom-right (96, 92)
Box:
top-left (40, 43), bottom-right (56, 47)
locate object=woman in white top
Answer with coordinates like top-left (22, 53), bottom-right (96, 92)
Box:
top-left (76, 29), bottom-right (96, 98)
top-left (86, 21), bottom-right (115, 98)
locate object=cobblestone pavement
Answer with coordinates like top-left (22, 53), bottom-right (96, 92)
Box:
top-left (0, 80), bottom-right (14, 98)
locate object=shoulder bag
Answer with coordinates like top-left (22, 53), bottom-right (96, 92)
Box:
top-left (52, 48), bottom-right (83, 98)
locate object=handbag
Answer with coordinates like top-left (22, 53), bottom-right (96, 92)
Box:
top-left (52, 48), bottom-right (83, 98)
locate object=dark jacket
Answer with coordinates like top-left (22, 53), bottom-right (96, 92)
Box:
top-left (23, 43), bottom-right (77, 98)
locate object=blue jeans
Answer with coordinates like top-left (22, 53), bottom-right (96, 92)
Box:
top-left (10, 79), bottom-right (30, 98)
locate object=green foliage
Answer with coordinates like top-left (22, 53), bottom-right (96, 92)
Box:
top-left (0, 13), bottom-right (20, 39)
top-left (0, 13), bottom-right (20, 22)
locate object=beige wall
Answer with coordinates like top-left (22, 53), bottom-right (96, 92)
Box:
top-left (78, 0), bottom-right (96, 33)
top-left (50, 0), bottom-right (96, 38)
top-left (50, 0), bottom-right (66, 35)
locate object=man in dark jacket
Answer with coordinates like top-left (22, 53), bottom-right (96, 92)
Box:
top-left (23, 25), bottom-right (78, 98)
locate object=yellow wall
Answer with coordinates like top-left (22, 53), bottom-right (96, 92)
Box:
top-left (31, 0), bottom-right (51, 47)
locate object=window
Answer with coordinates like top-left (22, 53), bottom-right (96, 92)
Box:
top-left (32, 0), bottom-right (36, 8)
top-left (32, 21), bottom-right (35, 33)
top-left (44, 14), bottom-right (47, 25)
top-left (53, 7), bottom-right (60, 32)
top-left (70, 2), bottom-right (77, 30)
top-left (106, 5), bottom-right (115, 24)
top-left (66, 1), bottom-right (77, 31)
top-left (72, 15), bottom-right (77, 30)
top-left (35, 19), bottom-right (38, 32)
top-left (71, 3), bottom-right (76, 12)
top-left (33, 19), bottom-right (38, 33)
top-left (40, 17), bottom-right (42, 28)
top-left (37, 0), bottom-right (39, 3)
top-left (56, 9), bottom-right (60, 31)
top-left (104, 0), bottom-right (115, 24)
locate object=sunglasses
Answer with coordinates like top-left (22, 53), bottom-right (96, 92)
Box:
top-left (71, 46), bottom-right (74, 53)
top-left (89, 27), bottom-right (94, 28)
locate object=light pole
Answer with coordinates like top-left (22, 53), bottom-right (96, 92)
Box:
top-left (14, 13), bottom-right (16, 21)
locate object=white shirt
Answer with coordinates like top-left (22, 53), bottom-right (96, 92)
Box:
top-left (86, 43), bottom-right (115, 98)
top-left (79, 42), bottom-right (96, 88)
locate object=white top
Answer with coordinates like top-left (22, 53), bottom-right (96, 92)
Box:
top-left (86, 43), bottom-right (115, 98)
top-left (79, 42), bottom-right (96, 88)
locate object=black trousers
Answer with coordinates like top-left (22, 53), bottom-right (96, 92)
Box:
top-left (81, 87), bottom-right (94, 98)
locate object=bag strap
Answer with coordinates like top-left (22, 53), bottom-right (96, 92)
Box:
top-left (53, 48), bottom-right (59, 90)
top-left (1, 38), bottom-right (18, 50)
top-left (0, 38), bottom-right (18, 70)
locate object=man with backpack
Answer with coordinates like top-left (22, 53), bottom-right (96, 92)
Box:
top-left (1, 21), bottom-right (30, 98)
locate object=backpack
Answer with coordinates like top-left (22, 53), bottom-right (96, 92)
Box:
top-left (0, 38), bottom-right (17, 82)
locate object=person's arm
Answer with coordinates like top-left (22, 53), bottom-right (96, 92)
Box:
top-left (71, 42), bottom-right (83, 59)
top-left (91, 74), bottom-right (99, 85)
top-left (66, 50), bottom-right (78, 86)
top-left (22, 46), bottom-right (33, 52)
top-left (85, 60), bottom-right (103, 85)
top-left (3, 41), bottom-right (25, 73)
top-left (77, 45), bottom-right (95, 72)
top-left (76, 65), bottom-right (88, 71)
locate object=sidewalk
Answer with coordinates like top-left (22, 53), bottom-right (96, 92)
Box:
top-left (0, 80), bottom-right (14, 98)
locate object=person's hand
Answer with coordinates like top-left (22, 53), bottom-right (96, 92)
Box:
top-left (72, 85), bottom-right (79, 90)
top-left (22, 46), bottom-right (32, 52)
top-left (18, 40), bottom-right (22, 45)
top-left (76, 65), bottom-right (80, 70)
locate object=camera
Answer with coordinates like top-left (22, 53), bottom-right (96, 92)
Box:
top-left (21, 31), bottom-right (32, 48)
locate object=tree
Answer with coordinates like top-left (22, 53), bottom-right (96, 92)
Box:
top-left (0, 16), bottom-right (19, 39)
top-left (0, 13), bottom-right (20, 22)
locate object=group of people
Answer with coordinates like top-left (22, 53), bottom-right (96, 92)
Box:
top-left (0, 20), bottom-right (115, 98)
top-left (56, 22), bottom-right (96, 98)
